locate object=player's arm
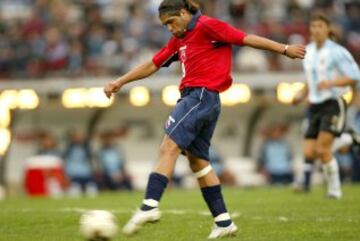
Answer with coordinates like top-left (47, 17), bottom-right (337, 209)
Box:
top-left (292, 84), bottom-right (309, 106)
top-left (104, 38), bottom-right (178, 99)
top-left (202, 18), bottom-right (305, 59)
top-left (318, 48), bottom-right (360, 90)
top-left (243, 35), bottom-right (305, 59)
top-left (317, 77), bottom-right (356, 90)
top-left (104, 61), bottom-right (158, 98)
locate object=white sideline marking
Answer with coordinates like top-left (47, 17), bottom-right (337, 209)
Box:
top-left (165, 210), bottom-right (187, 215)
top-left (12, 209), bottom-right (340, 223)
top-left (15, 208), bottom-right (240, 219)
top-left (20, 209), bottom-right (32, 212)
top-left (198, 211), bottom-right (211, 216)
top-left (231, 212), bottom-right (241, 219)
top-left (279, 216), bottom-right (288, 222)
top-left (61, 208), bottom-right (88, 213)
top-left (316, 217), bottom-right (333, 222)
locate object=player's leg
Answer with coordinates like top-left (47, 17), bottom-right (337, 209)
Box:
top-left (140, 135), bottom-right (181, 210)
top-left (297, 108), bottom-right (320, 192)
top-left (181, 88), bottom-right (233, 238)
top-left (185, 94), bottom-right (236, 238)
top-left (301, 139), bottom-right (317, 191)
top-left (316, 131), bottom-right (342, 198)
top-left (188, 152), bottom-right (219, 187)
top-left (123, 88), bottom-right (204, 235)
top-left (316, 98), bottom-right (346, 198)
top-left (187, 152), bottom-right (237, 239)
top-left (123, 135), bottom-right (181, 235)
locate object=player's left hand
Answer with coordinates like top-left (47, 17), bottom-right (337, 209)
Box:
top-left (104, 82), bottom-right (121, 99)
top-left (292, 89), bottom-right (306, 105)
top-left (317, 80), bottom-right (334, 90)
top-left (286, 44), bottom-right (306, 59)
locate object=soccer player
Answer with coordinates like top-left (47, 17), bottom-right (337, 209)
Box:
top-left (104, 0), bottom-right (305, 238)
top-left (293, 14), bottom-right (360, 198)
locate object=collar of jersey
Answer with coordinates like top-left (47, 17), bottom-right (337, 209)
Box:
top-left (186, 11), bottom-right (201, 31)
top-left (314, 39), bottom-right (332, 50)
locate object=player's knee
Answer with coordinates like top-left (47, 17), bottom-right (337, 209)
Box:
top-left (304, 145), bottom-right (317, 159)
top-left (191, 163), bottom-right (212, 179)
top-left (315, 145), bottom-right (332, 161)
top-left (304, 149), bottom-right (317, 160)
top-left (187, 154), bottom-right (208, 173)
top-left (159, 139), bottom-right (179, 157)
top-left (189, 160), bottom-right (200, 172)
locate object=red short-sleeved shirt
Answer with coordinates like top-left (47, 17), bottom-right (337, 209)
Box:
top-left (152, 14), bottom-right (247, 93)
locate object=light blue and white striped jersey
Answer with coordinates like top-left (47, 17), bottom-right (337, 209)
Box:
top-left (303, 39), bottom-right (360, 104)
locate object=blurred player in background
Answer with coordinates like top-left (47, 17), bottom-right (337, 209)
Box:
top-left (324, 130), bottom-right (360, 182)
top-left (293, 14), bottom-right (360, 198)
top-left (63, 130), bottom-right (98, 197)
top-left (104, 0), bottom-right (305, 238)
top-left (258, 124), bottom-right (294, 185)
top-left (98, 132), bottom-right (133, 191)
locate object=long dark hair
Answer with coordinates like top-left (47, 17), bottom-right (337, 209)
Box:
top-left (159, 0), bottom-right (200, 17)
top-left (310, 13), bottom-right (338, 41)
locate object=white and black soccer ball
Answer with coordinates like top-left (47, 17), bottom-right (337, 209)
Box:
top-left (79, 210), bottom-right (118, 241)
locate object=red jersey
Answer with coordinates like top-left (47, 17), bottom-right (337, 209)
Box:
top-left (152, 13), bottom-right (247, 93)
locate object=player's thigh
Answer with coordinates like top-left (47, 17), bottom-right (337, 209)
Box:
top-left (304, 112), bottom-right (321, 138)
top-left (159, 134), bottom-right (181, 157)
top-left (319, 98), bottom-right (346, 137)
top-left (164, 90), bottom-right (203, 151)
top-left (185, 89), bottom-right (221, 161)
top-left (186, 151), bottom-right (220, 187)
top-left (187, 113), bottom-right (220, 162)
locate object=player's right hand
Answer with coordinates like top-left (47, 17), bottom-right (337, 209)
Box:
top-left (292, 88), bottom-right (307, 106)
top-left (104, 82), bottom-right (121, 99)
top-left (292, 95), bottom-right (304, 106)
top-left (286, 44), bottom-right (306, 59)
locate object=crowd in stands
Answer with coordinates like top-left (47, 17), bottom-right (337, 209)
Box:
top-left (0, 0), bottom-right (358, 80)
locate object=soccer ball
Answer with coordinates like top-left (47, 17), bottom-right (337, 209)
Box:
top-left (79, 210), bottom-right (118, 241)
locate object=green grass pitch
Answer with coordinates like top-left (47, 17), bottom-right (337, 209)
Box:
top-left (0, 185), bottom-right (359, 241)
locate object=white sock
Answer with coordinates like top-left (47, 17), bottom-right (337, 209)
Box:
top-left (142, 199), bottom-right (159, 208)
top-left (322, 158), bottom-right (342, 197)
top-left (214, 213), bottom-right (232, 227)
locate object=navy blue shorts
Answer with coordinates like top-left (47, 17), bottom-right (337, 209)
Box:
top-left (164, 87), bottom-right (221, 161)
